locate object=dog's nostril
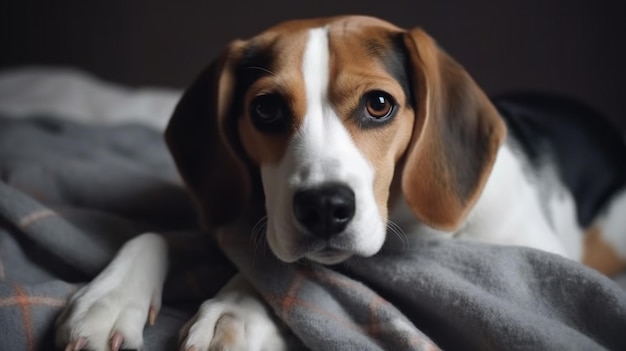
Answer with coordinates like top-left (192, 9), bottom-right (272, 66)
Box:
top-left (293, 184), bottom-right (356, 238)
top-left (334, 209), bottom-right (347, 221)
top-left (333, 205), bottom-right (352, 222)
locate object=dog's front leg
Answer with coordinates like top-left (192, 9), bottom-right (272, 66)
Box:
top-left (55, 233), bottom-right (168, 351)
top-left (179, 273), bottom-right (289, 351)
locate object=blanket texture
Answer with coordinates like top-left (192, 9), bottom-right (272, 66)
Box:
top-left (0, 115), bottom-right (625, 351)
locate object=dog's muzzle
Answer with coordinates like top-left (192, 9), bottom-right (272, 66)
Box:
top-left (292, 183), bottom-right (356, 238)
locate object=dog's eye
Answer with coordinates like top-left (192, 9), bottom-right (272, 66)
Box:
top-left (364, 91), bottom-right (395, 120)
top-left (250, 94), bottom-right (285, 125)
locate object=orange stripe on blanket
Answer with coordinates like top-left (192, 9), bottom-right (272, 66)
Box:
top-left (0, 296), bottom-right (67, 308)
top-left (300, 265), bottom-right (367, 290)
top-left (297, 266), bottom-right (439, 349)
top-left (367, 295), bottom-right (384, 337)
top-left (18, 209), bottom-right (56, 229)
top-left (267, 292), bottom-right (439, 348)
top-left (265, 292), bottom-right (363, 332)
top-left (271, 273), bottom-right (305, 323)
top-left (10, 283), bottom-right (35, 351)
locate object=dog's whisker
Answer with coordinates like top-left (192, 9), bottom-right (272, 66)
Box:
top-left (386, 220), bottom-right (408, 251)
top-left (393, 228), bottom-right (409, 252)
top-left (250, 216), bottom-right (269, 264)
top-left (250, 216), bottom-right (268, 244)
top-left (259, 222), bottom-right (269, 259)
top-left (252, 227), bottom-right (265, 251)
top-left (387, 219), bottom-right (406, 238)
top-left (342, 256), bottom-right (356, 270)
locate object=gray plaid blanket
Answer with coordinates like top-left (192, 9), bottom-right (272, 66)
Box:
top-left (1, 115), bottom-right (625, 351)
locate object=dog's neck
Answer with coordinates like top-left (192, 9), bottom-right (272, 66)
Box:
top-left (388, 141), bottom-right (579, 259)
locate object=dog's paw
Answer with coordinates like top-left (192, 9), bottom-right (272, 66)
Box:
top-left (179, 275), bottom-right (287, 351)
top-left (55, 233), bottom-right (168, 351)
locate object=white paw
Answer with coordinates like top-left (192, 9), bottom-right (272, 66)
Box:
top-left (55, 233), bottom-right (168, 351)
top-left (180, 275), bottom-right (287, 351)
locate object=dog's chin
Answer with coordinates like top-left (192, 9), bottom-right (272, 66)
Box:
top-left (267, 238), bottom-right (353, 265)
top-left (306, 250), bottom-right (352, 265)
top-left (265, 220), bottom-right (386, 265)
top-left (266, 230), bottom-right (355, 265)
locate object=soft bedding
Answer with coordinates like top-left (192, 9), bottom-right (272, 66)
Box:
top-left (0, 68), bottom-right (625, 351)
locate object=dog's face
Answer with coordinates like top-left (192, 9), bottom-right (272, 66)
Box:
top-left (166, 16), bottom-right (505, 264)
top-left (236, 19), bottom-right (415, 263)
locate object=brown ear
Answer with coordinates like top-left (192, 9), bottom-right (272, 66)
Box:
top-left (165, 40), bottom-right (250, 229)
top-left (401, 28), bottom-right (506, 231)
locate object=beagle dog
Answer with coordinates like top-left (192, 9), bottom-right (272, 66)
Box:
top-left (56, 16), bottom-right (626, 351)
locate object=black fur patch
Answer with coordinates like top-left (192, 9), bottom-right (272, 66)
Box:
top-left (494, 92), bottom-right (626, 227)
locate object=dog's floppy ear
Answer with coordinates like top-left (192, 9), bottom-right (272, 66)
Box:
top-left (165, 40), bottom-right (249, 229)
top-left (401, 28), bottom-right (506, 231)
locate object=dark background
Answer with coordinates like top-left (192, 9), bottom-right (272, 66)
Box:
top-left (1, 0), bottom-right (625, 128)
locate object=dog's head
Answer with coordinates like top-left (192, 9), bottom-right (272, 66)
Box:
top-left (166, 16), bottom-right (505, 264)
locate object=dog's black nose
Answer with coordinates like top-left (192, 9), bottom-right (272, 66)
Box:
top-left (293, 184), bottom-right (356, 238)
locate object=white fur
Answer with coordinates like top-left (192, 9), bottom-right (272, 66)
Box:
top-left (180, 274), bottom-right (287, 351)
top-left (391, 144), bottom-right (581, 260)
top-left (55, 233), bottom-right (168, 351)
top-left (464, 145), bottom-right (579, 258)
top-left (262, 27), bottom-right (386, 264)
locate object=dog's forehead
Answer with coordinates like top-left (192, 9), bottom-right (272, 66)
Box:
top-left (234, 16), bottom-right (410, 112)
top-left (234, 15), bottom-right (413, 142)
top-left (243, 16), bottom-right (404, 63)
top-left (263, 15), bottom-right (402, 37)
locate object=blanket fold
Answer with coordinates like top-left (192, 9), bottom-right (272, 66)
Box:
top-left (1, 115), bottom-right (625, 351)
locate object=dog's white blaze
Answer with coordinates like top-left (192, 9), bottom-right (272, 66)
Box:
top-left (262, 27), bottom-right (385, 263)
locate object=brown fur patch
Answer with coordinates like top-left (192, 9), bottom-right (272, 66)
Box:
top-left (583, 226), bottom-right (626, 276)
top-left (236, 29), bottom-right (310, 166)
top-left (400, 28), bottom-right (506, 231)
